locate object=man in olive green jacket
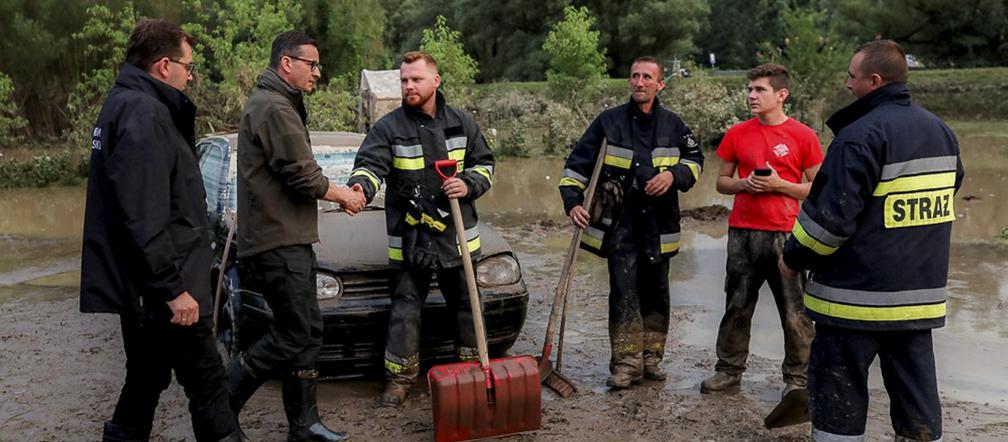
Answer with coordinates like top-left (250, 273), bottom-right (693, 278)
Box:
top-left (228, 31), bottom-right (362, 442)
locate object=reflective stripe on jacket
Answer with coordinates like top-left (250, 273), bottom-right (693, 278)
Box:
top-left (782, 83), bottom-right (965, 331)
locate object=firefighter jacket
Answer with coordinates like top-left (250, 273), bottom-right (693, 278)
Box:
top-left (348, 91), bottom-right (494, 269)
top-left (559, 96), bottom-right (703, 260)
top-left (80, 63), bottom-right (212, 320)
top-left (782, 83), bottom-right (964, 331)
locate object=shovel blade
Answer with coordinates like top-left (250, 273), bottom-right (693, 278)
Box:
top-left (428, 355), bottom-right (541, 442)
top-left (543, 371), bottom-right (578, 398)
top-left (764, 388), bottom-right (810, 429)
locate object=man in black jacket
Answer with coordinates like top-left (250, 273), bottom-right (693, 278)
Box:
top-left (780, 40), bottom-right (964, 441)
top-left (80, 19), bottom-right (240, 442)
top-left (348, 51), bottom-right (495, 406)
top-left (226, 31), bottom-right (358, 442)
top-left (559, 57), bottom-right (704, 388)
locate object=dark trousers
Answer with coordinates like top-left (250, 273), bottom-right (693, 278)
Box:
top-left (606, 216), bottom-right (670, 373)
top-left (239, 245), bottom-right (323, 377)
top-left (112, 316), bottom-right (237, 441)
top-left (714, 228), bottom-right (813, 386)
top-left (384, 265), bottom-right (477, 381)
top-left (810, 323), bottom-right (942, 441)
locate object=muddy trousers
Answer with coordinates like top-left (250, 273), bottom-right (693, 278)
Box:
top-left (110, 317), bottom-right (238, 441)
top-left (714, 228), bottom-right (813, 386)
top-left (809, 323), bottom-right (942, 442)
top-left (238, 245), bottom-right (324, 377)
top-left (607, 247), bottom-right (670, 375)
top-left (384, 266), bottom-right (478, 383)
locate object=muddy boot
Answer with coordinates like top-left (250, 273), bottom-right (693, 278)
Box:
top-left (606, 353), bottom-right (643, 389)
top-left (782, 382), bottom-right (802, 399)
top-left (102, 421), bottom-right (149, 442)
top-left (380, 380), bottom-right (411, 407)
top-left (227, 355), bottom-right (265, 440)
top-left (381, 353), bottom-right (419, 407)
top-left (282, 370), bottom-right (349, 442)
top-left (643, 354), bottom-right (667, 381)
top-left (700, 371), bottom-right (741, 394)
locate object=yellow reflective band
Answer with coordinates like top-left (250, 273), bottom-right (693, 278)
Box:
top-left (652, 156), bottom-right (679, 168)
top-left (792, 220), bottom-right (839, 255)
top-left (448, 149), bottom-right (465, 161)
top-left (604, 154), bottom-right (632, 169)
top-left (421, 213), bottom-right (447, 232)
top-left (388, 247), bottom-right (403, 261)
top-left (385, 359), bottom-right (405, 374)
top-left (350, 169), bottom-right (380, 191)
top-left (472, 166), bottom-right (493, 185)
top-left (393, 156), bottom-right (425, 170)
top-left (804, 294), bottom-right (946, 322)
top-left (872, 171), bottom-right (957, 197)
top-left (581, 234), bottom-right (602, 250)
top-left (457, 236), bottom-right (481, 255)
top-left (884, 188), bottom-right (956, 228)
top-left (405, 213), bottom-right (419, 225)
top-left (559, 176), bottom-right (587, 190)
top-left (684, 162), bottom-right (701, 180)
top-left (660, 241), bottom-right (680, 254)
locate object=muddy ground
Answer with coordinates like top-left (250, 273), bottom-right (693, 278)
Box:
top-left (2, 212), bottom-right (1007, 442)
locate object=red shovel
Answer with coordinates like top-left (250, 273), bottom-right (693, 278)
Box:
top-left (426, 159), bottom-right (541, 442)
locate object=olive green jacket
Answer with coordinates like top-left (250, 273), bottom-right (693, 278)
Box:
top-left (237, 68), bottom-right (328, 257)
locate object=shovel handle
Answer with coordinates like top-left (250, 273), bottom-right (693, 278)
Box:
top-left (434, 159), bottom-right (458, 181)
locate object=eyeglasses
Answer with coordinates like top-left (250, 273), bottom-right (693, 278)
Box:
top-left (169, 58), bottom-right (196, 75)
top-left (287, 55), bottom-right (321, 72)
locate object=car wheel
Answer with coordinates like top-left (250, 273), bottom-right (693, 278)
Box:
top-left (215, 284), bottom-right (241, 364)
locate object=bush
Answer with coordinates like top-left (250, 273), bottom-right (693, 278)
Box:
top-left (663, 76), bottom-right (747, 147)
top-left (306, 80), bottom-right (359, 131)
top-left (0, 150), bottom-right (88, 188)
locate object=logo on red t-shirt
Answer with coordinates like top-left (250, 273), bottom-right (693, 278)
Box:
top-left (773, 143), bottom-right (790, 158)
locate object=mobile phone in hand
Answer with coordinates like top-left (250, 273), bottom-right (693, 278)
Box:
top-left (753, 168), bottom-right (771, 176)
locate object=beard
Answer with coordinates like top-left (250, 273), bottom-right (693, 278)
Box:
top-left (404, 90), bottom-right (432, 108)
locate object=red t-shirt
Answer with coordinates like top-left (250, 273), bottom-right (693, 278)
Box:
top-left (716, 117), bottom-right (824, 232)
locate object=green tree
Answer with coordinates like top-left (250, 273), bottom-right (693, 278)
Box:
top-left (192, 0), bottom-right (303, 133)
top-left (826, 0), bottom-right (1008, 67)
top-left (543, 5), bottom-right (607, 125)
top-left (67, 3), bottom-right (139, 145)
top-left (584, 0), bottom-right (709, 77)
top-left (697, 0), bottom-right (790, 69)
top-left (420, 15), bottom-right (479, 103)
top-left (761, 6), bottom-right (852, 128)
top-left (300, 0), bottom-right (387, 78)
top-left (0, 72), bottom-right (28, 147)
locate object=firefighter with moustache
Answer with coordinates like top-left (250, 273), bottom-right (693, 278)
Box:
top-left (347, 51), bottom-right (495, 406)
top-left (559, 56), bottom-right (704, 389)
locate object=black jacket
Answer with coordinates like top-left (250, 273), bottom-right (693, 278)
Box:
top-left (782, 83), bottom-right (965, 331)
top-left (348, 92), bottom-right (494, 269)
top-left (559, 97), bottom-right (703, 260)
top-left (80, 63), bottom-right (212, 320)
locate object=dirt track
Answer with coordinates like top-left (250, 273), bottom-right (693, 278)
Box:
top-left (1, 219), bottom-right (1007, 441)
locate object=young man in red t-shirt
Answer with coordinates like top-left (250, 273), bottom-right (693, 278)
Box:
top-left (700, 64), bottom-right (823, 397)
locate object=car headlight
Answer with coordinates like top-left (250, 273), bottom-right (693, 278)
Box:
top-left (475, 254), bottom-right (521, 288)
top-left (317, 273), bottom-right (343, 300)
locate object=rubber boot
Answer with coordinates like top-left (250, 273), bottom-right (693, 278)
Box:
top-left (282, 370), bottom-right (349, 442)
top-left (643, 354), bottom-right (667, 381)
top-left (227, 356), bottom-right (265, 440)
top-left (700, 371), bottom-right (741, 394)
top-left (606, 353), bottom-right (643, 389)
top-left (102, 421), bottom-right (149, 442)
top-left (380, 380), bottom-right (411, 407)
top-left (381, 354), bottom-right (419, 407)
